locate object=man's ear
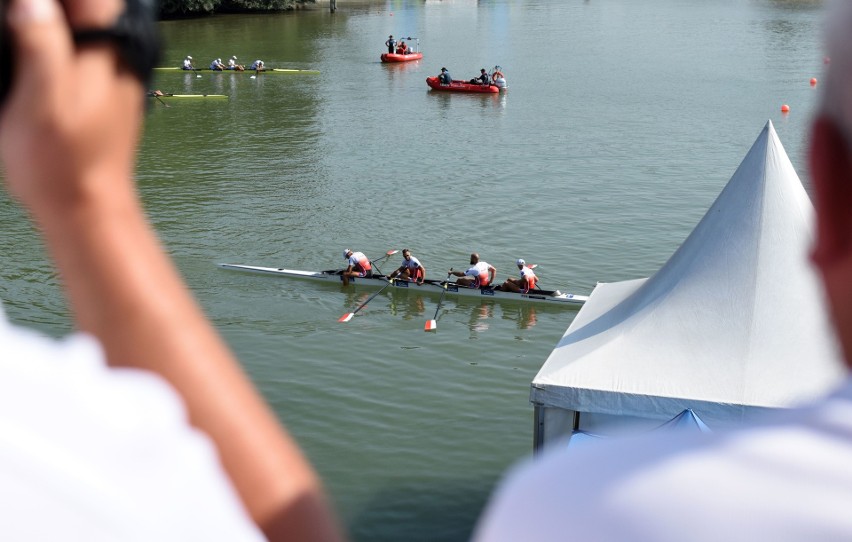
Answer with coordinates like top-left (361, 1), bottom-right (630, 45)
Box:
top-left (810, 115), bottom-right (852, 267)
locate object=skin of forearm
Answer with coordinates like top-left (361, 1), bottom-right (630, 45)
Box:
top-left (33, 175), bottom-right (343, 541)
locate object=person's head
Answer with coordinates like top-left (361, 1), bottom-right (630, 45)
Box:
top-left (344, 249), bottom-right (352, 260)
top-left (470, 253), bottom-right (479, 265)
top-left (481, 69), bottom-right (486, 73)
top-left (389, 35), bottom-right (393, 38)
top-left (809, 0), bottom-right (852, 367)
top-left (517, 258), bottom-right (525, 269)
top-left (441, 67), bottom-right (447, 73)
top-left (402, 249), bottom-right (411, 260)
top-left (186, 55), bottom-right (192, 60)
top-left (232, 56), bottom-right (237, 60)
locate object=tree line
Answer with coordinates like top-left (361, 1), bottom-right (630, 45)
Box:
top-left (160, 0), bottom-right (313, 18)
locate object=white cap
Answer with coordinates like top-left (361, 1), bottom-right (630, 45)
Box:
top-left (516, 259), bottom-right (525, 266)
top-left (186, 55), bottom-right (192, 59)
top-left (232, 56), bottom-right (237, 59)
top-left (343, 249), bottom-right (351, 259)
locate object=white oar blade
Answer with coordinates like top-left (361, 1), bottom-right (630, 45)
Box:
top-left (338, 313), bottom-right (354, 323)
top-left (424, 319), bottom-right (437, 332)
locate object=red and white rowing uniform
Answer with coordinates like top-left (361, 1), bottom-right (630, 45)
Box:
top-left (465, 261), bottom-right (494, 288)
top-left (348, 252), bottom-right (372, 276)
top-left (519, 266), bottom-right (537, 293)
top-left (401, 255), bottom-right (424, 281)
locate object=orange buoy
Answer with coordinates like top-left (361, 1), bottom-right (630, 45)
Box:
top-left (810, 77), bottom-right (818, 86)
top-left (781, 104), bottom-right (790, 113)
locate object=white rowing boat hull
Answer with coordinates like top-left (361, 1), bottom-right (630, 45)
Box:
top-left (218, 263), bottom-right (588, 308)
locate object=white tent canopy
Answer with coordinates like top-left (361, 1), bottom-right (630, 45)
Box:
top-left (532, 121), bottom-right (845, 442)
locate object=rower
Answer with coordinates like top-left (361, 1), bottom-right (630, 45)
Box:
top-left (181, 55), bottom-right (194, 70)
top-left (209, 58), bottom-right (225, 71)
top-left (450, 253), bottom-right (496, 288)
top-left (341, 248), bottom-right (373, 286)
top-left (388, 249), bottom-right (426, 285)
top-left (227, 56), bottom-right (244, 71)
top-left (499, 259), bottom-right (538, 293)
top-left (249, 59), bottom-right (265, 71)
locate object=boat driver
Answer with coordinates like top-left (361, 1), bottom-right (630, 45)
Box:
top-left (451, 253), bottom-right (496, 288)
top-left (388, 249), bottom-right (426, 285)
top-left (342, 248), bottom-right (373, 286)
top-left (499, 259), bottom-right (538, 293)
top-left (438, 67), bottom-right (452, 85)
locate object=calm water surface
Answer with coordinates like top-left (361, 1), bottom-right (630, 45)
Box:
top-left (0, 0), bottom-right (827, 540)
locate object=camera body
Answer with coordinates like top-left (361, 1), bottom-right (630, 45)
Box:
top-left (1, 0), bottom-right (12, 106)
top-left (0, 0), bottom-right (160, 107)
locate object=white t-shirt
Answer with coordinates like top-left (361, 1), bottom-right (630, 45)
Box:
top-left (465, 261), bottom-right (492, 279)
top-left (402, 255), bottom-right (422, 270)
top-left (0, 303), bottom-right (265, 541)
top-left (473, 378), bottom-right (852, 542)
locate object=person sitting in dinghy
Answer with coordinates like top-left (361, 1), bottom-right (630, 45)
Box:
top-left (469, 68), bottom-right (491, 85)
top-left (438, 67), bottom-right (452, 85)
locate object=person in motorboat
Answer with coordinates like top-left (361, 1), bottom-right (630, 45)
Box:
top-left (342, 248), bottom-right (373, 286)
top-left (438, 67), bottom-right (452, 85)
top-left (209, 58), bottom-right (226, 71)
top-left (491, 66), bottom-right (507, 89)
top-left (385, 35), bottom-right (396, 54)
top-left (396, 40), bottom-right (408, 55)
top-left (249, 59), bottom-right (265, 71)
top-left (388, 249), bottom-right (426, 285)
top-left (181, 55), bottom-right (194, 70)
top-left (450, 253), bottom-right (496, 288)
top-left (469, 68), bottom-right (491, 85)
top-left (498, 259), bottom-right (538, 293)
top-left (227, 56), bottom-right (244, 71)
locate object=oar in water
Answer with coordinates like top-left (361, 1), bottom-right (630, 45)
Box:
top-left (338, 279), bottom-right (394, 322)
top-left (425, 271), bottom-right (453, 331)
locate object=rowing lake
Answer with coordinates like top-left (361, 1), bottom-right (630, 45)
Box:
top-left (0, 0), bottom-right (827, 539)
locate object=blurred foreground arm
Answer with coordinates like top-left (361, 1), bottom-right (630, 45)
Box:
top-left (0, 0), bottom-right (343, 539)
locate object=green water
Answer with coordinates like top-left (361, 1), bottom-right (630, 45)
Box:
top-left (0, 0), bottom-right (826, 539)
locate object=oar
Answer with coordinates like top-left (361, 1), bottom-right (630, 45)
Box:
top-left (369, 249), bottom-right (399, 274)
top-left (425, 271), bottom-right (453, 331)
top-left (338, 279), bottom-right (393, 322)
top-left (190, 65), bottom-right (202, 78)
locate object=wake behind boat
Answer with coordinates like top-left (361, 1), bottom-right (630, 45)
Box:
top-left (218, 263), bottom-right (588, 308)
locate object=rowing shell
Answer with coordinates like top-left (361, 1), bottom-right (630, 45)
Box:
top-left (218, 264), bottom-right (588, 308)
top-left (148, 93), bottom-right (228, 99)
top-left (154, 67), bottom-right (320, 75)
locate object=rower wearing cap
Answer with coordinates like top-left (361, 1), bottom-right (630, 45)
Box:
top-left (500, 259), bottom-right (538, 293)
top-left (450, 253), bottom-right (496, 288)
top-left (249, 59), bottom-right (265, 71)
top-left (210, 58), bottom-right (226, 71)
top-left (181, 55), bottom-right (194, 70)
top-left (341, 248), bottom-right (373, 286)
top-left (227, 56), bottom-right (244, 71)
top-left (388, 249), bottom-right (426, 285)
